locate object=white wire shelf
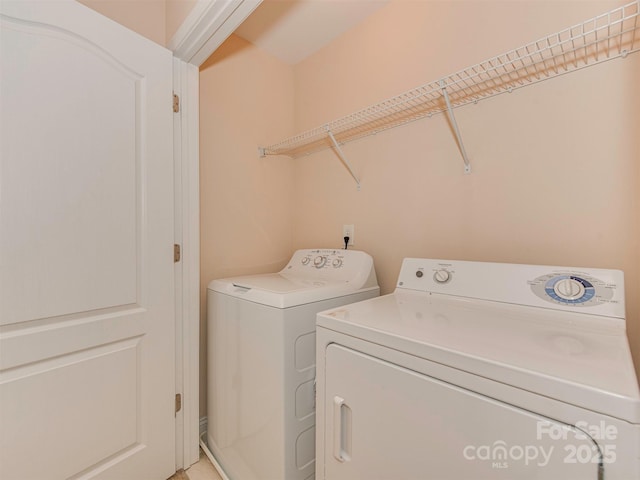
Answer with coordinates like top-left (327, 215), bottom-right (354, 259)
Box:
top-left (259, 1), bottom-right (640, 164)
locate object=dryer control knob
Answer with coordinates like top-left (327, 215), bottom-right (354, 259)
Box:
top-left (314, 256), bottom-right (327, 268)
top-left (554, 278), bottom-right (585, 300)
top-left (433, 269), bottom-right (451, 284)
top-left (332, 258), bottom-right (343, 268)
top-left (301, 257), bottom-right (310, 265)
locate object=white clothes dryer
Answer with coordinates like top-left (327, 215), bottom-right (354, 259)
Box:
top-left (316, 258), bottom-right (640, 480)
top-left (207, 249), bottom-right (379, 480)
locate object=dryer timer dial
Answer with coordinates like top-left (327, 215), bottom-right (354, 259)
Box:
top-left (553, 278), bottom-right (585, 300)
top-left (529, 272), bottom-right (613, 307)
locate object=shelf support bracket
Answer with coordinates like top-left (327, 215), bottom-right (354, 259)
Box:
top-left (326, 126), bottom-right (361, 190)
top-left (439, 79), bottom-right (471, 174)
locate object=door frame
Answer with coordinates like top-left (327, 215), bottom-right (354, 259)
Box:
top-left (170, 0), bottom-right (262, 469)
top-left (173, 57), bottom-right (200, 470)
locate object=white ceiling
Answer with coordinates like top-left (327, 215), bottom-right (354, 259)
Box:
top-left (234, 0), bottom-right (389, 65)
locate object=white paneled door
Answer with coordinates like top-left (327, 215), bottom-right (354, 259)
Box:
top-left (0, 1), bottom-right (175, 479)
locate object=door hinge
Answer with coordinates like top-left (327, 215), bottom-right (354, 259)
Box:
top-left (174, 244), bottom-right (181, 263)
top-left (173, 93), bottom-right (180, 113)
top-left (175, 393), bottom-right (182, 414)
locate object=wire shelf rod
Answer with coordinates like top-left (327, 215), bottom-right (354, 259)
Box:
top-left (440, 80), bottom-right (471, 173)
top-left (326, 128), bottom-right (361, 189)
top-left (259, 1), bottom-right (639, 159)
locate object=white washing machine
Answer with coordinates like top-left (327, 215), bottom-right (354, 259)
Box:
top-left (207, 249), bottom-right (379, 480)
top-left (316, 258), bottom-right (640, 480)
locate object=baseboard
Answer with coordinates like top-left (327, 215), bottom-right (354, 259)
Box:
top-left (197, 417), bottom-right (230, 480)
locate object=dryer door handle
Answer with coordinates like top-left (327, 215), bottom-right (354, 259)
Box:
top-left (333, 396), bottom-right (352, 462)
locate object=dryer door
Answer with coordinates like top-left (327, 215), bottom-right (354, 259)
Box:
top-left (324, 344), bottom-right (601, 480)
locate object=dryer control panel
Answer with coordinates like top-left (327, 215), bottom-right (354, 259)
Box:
top-left (529, 272), bottom-right (615, 307)
top-left (396, 258), bottom-right (625, 319)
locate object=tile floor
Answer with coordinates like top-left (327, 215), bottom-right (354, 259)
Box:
top-left (169, 448), bottom-right (222, 480)
top-left (186, 449), bottom-right (223, 480)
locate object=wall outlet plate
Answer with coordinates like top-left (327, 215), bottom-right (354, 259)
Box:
top-left (343, 224), bottom-right (354, 246)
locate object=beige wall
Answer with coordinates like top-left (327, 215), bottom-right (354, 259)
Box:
top-left (166, 0), bottom-right (197, 45)
top-left (291, 0), bottom-right (640, 377)
top-left (199, 34), bottom-right (295, 416)
top-left (80, 0), bottom-right (194, 47)
top-left (79, 0), bottom-right (167, 46)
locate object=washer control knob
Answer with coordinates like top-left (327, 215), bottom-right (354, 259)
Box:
top-left (301, 257), bottom-right (310, 265)
top-left (313, 256), bottom-right (326, 268)
top-left (332, 258), bottom-right (343, 268)
top-left (554, 278), bottom-right (585, 300)
top-left (415, 270), bottom-right (424, 278)
top-left (433, 269), bottom-right (451, 284)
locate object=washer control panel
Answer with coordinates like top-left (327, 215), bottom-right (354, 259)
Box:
top-left (529, 272), bottom-right (614, 306)
top-left (397, 258), bottom-right (625, 319)
top-left (283, 249), bottom-right (378, 285)
top-left (297, 250), bottom-right (347, 269)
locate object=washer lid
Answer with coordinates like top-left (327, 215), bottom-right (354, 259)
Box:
top-left (208, 273), bottom-right (377, 308)
top-left (207, 249), bottom-right (379, 308)
top-left (229, 273), bottom-right (326, 294)
top-left (317, 289), bottom-right (640, 424)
